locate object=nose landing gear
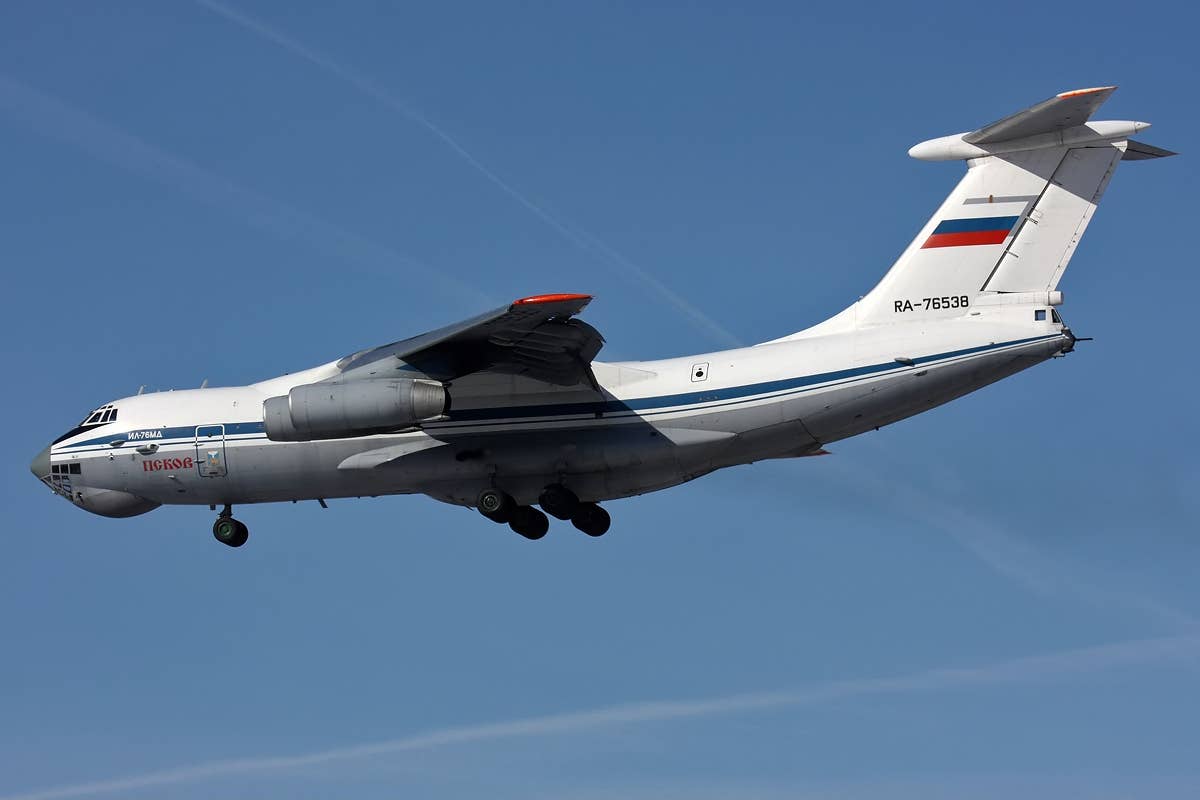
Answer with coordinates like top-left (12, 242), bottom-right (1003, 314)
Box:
top-left (212, 505), bottom-right (249, 548)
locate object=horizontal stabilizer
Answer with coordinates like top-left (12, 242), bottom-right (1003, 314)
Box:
top-left (1123, 139), bottom-right (1177, 160)
top-left (908, 86), bottom-right (1155, 162)
top-left (965, 86), bottom-right (1116, 144)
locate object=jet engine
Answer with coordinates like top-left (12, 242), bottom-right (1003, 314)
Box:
top-left (264, 378), bottom-right (448, 441)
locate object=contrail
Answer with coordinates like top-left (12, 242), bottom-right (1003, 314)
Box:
top-left (4, 632), bottom-right (1196, 800)
top-left (814, 447), bottom-right (1198, 630)
top-left (0, 74), bottom-right (492, 313)
top-left (193, 0), bottom-right (743, 349)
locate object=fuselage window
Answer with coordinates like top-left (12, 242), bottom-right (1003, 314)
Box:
top-left (69, 463), bottom-right (81, 474)
top-left (1051, 309), bottom-right (1062, 324)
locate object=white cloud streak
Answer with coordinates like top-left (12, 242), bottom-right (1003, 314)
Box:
top-left (4, 632), bottom-right (1197, 800)
top-left (193, 0), bottom-right (743, 349)
top-left (0, 74), bottom-right (492, 311)
top-left (820, 449), bottom-right (1198, 630)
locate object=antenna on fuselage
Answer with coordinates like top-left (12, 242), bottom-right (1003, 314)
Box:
top-left (200, 378), bottom-right (209, 389)
top-left (137, 385), bottom-right (145, 395)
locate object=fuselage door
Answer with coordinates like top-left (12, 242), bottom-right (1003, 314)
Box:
top-left (194, 425), bottom-right (227, 478)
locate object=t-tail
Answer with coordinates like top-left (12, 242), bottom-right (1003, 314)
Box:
top-left (794, 86), bottom-right (1174, 336)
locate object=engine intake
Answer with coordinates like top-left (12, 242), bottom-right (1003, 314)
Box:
top-left (264, 379), bottom-right (447, 442)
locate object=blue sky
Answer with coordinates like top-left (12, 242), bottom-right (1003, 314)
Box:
top-left (2, 1), bottom-right (1198, 797)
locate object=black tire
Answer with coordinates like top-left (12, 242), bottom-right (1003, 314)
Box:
top-left (571, 503), bottom-right (611, 537)
top-left (509, 506), bottom-right (549, 540)
top-left (213, 516), bottom-right (247, 547)
top-left (477, 488), bottom-right (514, 523)
top-left (538, 484), bottom-right (580, 521)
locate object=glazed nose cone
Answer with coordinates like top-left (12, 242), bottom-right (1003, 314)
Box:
top-left (30, 445), bottom-right (50, 479)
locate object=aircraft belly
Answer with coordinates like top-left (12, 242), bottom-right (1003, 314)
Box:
top-left (132, 420), bottom-right (741, 507)
top-left (396, 423), bottom-right (741, 505)
top-left (802, 336), bottom-right (1062, 443)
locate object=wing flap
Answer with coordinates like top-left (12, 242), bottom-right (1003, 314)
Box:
top-left (336, 293), bottom-right (603, 389)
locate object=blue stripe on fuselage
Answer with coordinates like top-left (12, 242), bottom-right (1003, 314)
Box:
top-left (54, 334), bottom-right (1061, 450)
top-left (445, 334), bottom-right (1058, 421)
top-left (58, 420), bottom-right (267, 451)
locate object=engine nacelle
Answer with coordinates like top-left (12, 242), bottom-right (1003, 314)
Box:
top-left (264, 379), bottom-right (448, 442)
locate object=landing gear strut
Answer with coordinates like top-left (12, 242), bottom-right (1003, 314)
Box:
top-left (212, 505), bottom-right (249, 548)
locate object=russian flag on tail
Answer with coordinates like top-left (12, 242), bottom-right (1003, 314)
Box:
top-left (921, 215), bottom-right (1019, 249)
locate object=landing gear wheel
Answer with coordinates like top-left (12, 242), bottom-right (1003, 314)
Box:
top-left (477, 488), bottom-right (515, 523)
top-left (213, 516), bottom-right (249, 548)
top-left (538, 484), bottom-right (580, 521)
top-left (571, 503), bottom-right (610, 537)
top-left (509, 506), bottom-right (550, 540)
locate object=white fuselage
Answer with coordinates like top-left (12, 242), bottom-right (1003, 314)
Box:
top-left (38, 304), bottom-right (1069, 518)
top-left (31, 85), bottom-right (1168, 535)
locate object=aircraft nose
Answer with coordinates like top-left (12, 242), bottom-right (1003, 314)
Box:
top-left (30, 445), bottom-right (50, 479)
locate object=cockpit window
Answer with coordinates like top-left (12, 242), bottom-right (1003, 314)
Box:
top-left (79, 405), bottom-right (117, 426)
top-left (53, 405), bottom-right (119, 446)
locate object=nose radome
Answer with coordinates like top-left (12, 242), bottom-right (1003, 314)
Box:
top-left (30, 446), bottom-right (50, 479)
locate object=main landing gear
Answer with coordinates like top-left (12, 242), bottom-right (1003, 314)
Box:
top-left (212, 505), bottom-right (249, 548)
top-left (476, 485), bottom-right (611, 540)
top-left (570, 503), bottom-right (610, 537)
top-left (477, 487), bottom-right (547, 540)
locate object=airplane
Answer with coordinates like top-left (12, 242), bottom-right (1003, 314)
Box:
top-left (30, 87), bottom-right (1173, 547)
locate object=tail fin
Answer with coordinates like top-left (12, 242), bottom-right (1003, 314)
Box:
top-left (846, 87), bottom-right (1174, 327)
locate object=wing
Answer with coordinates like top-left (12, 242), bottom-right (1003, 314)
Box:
top-left (336, 293), bottom-right (604, 388)
top-left (964, 86), bottom-right (1117, 144)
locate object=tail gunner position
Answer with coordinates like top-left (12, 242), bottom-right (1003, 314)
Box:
top-left (31, 87), bottom-right (1173, 547)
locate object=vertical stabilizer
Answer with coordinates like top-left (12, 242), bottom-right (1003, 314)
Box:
top-left (838, 87), bottom-right (1173, 329)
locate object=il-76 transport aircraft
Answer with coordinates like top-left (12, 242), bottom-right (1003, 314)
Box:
top-left (32, 87), bottom-right (1173, 547)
